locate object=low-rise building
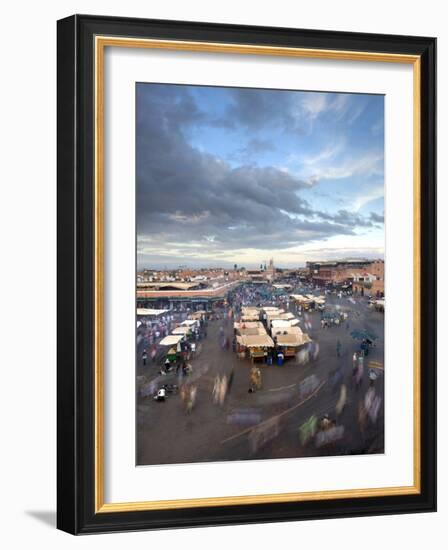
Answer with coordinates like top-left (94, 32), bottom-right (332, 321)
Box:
top-left (306, 258), bottom-right (384, 297)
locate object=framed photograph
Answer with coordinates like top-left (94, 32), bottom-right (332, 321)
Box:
top-left (57, 14), bottom-right (436, 534)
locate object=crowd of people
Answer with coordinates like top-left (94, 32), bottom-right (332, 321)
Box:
top-left (138, 279), bottom-right (384, 456)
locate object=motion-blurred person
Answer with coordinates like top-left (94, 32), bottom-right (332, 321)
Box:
top-left (218, 375), bottom-right (228, 405)
top-left (319, 414), bottom-right (333, 431)
top-left (164, 357), bottom-right (171, 372)
top-left (299, 415), bottom-right (318, 446)
top-left (310, 341), bottom-right (319, 361)
top-left (187, 386), bottom-right (197, 413)
top-left (336, 384), bottom-right (347, 415)
top-left (153, 387), bottom-right (166, 402)
top-left (212, 375), bottom-right (221, 403)
top-left (354, 360), bottom-right (364, 389)
top-left (358, 401), bottom-right (367, 433)
top-left (330, 367), bottom-right (343, 391)
top-left (227, 368), bottom-right (234, 394)
top-left (182, 362), bottom-right (192, 377)
top-left (296, 347), bottom-right (309, 365)
top-left (364, 387), bottom-right (382, 423)
top-left (248, 366), bottom-right (261, 392)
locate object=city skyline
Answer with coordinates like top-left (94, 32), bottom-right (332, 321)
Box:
top-left (137, 83), bottom-right (384, 269)
top-left (137, 254), bottom-right (385, 272)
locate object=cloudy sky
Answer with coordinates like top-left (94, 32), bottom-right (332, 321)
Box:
top-left (136, 83), bottom-right (384, 269)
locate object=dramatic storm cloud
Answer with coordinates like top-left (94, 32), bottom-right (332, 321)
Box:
top-left (136, 84), bottom-right (384, 268)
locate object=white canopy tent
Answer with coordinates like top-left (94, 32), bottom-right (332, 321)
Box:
top-left (236, 334), bottom-right (275, 348)
top-left (276, 332), bottom-right (312, 347)
top-left (271, 319), bottom-right (299, 329)
top-left (271, 325), bottom-right (303, 336)
top-left (136, 308), bottom-right (169, 316)
top-left (172, 326), bottom-right (191, 335)
top-left (233, 321), bottom-right (264, 329)
top-left (159, 334), bottom-right (184, 346)
top-left (180, 319), bottom-right (199, 327)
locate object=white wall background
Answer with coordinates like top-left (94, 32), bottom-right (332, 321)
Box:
top-left (0, 0), bottom-right (444, 547)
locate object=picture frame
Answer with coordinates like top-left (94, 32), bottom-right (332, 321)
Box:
top-left (57, 14), bottom-right (436, 534)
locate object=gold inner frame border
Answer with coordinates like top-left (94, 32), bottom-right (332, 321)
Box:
top-left (94, 35), bottom-right (421, 513)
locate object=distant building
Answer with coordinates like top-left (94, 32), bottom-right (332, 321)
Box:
top-left (247, 258), bottom-right (277, 283)
top-left (306, 258), bottom-right (384, 297)
top-left (266, 258), bottom-right (276, 281)
top-left (136, 280), bottom-right (241, 310)
top-left (246, 269), bottom-right (265, 283)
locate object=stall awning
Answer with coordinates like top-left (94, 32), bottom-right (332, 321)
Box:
top-left (276, 333), bottom-right (312, 347)
top-left (159, 334), bottom-right (184, 346)
top-left (271, 319), bottom-right (294, 328)
top-left (279, 312), bottom-right (295, 320)
top-left (290, 294), bottom-right (313, 304)
top-left (241, 307), bottom-right (260, 315)
top-left (237, 327), bottom-right (267, 336)
top-left (265, 309), bottom-right (285, 317)
top-left (172, 326), bottom-right (191, 335)
top-left (188, 311), bottom-right (206, 319)
top-left (270, 316), bottom-right (300, 326)
top-left (233, 321), bottom-right (264, 330)
top-left (241, 315), bottom-right (260, 321)
top-left (272, 325), bottom-right (303, 336)
top-left (181, 319), bottom-right (199, 327)
top-left (137, 308), bottom-right (169, 316)
top-left (236, 334), bottom-right (274, 348)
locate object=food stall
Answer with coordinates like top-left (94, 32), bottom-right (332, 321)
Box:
top-left (172, 325), bottom-right (192, 337)
top-left (180, 319), bottom-right (199, 329)
top-left (271, 324), bottom-right (303, 336)
top-left (275, 332), bottom-right (312, 358)
top-left (166, 347), bottom-right (178, 363)
top-left (237, 326), bottom-right (267, 337)
top-left (158, 334), bottom-right (185, 363)
top-left (264, 309), bottom-right (285, 327)
top-left (235, 333), bottom-right (275, 362)
top-left (136, 308), bottom-right (169, 319)
top-left (240, 307), bottom-right (261, 322)
top-left (290, 294), bottom-right (314, 310)
top-left (266, 312), bottom-right (299, 328)
top-left (158, 334), bottom-right (184, 347)
top-left (233, 321), bottom-right (264, 332)
top-left (188, 310), bottom-right (207, 320)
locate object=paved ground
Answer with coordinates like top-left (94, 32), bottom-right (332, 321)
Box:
top-left (136, 291), bottom-right (384, 465)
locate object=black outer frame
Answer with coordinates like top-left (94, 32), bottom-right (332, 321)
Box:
top-left (57, 14), bottom-right (436, 535)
